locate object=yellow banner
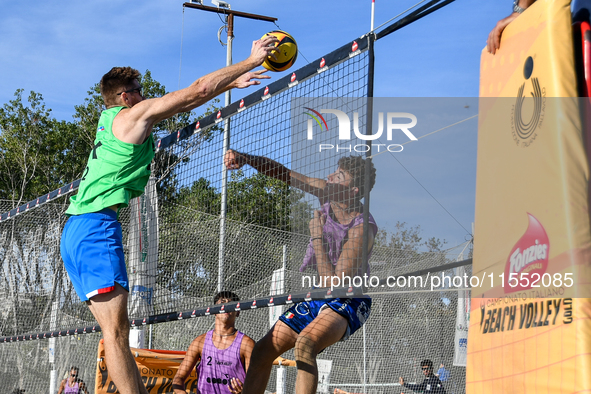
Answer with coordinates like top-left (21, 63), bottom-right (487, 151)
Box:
top-left (469, 0), bottom-right (591, 392)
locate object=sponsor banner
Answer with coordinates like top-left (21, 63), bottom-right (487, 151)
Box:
top-left (95, 340), bottom-right (195, 394)
top-left (469, 0), bottom-right (591, 392)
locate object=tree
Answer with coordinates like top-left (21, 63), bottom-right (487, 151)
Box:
top-left (0, 90), bottom-right (89, 203)
top-left (156, 170), bottom-right (312, 297)
top-left (374, 221), bottom-right (446, 253)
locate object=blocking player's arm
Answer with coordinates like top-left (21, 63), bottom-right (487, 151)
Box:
top-left (224, 149), bottom-right (326, 198)
top-left (173, 335), bottom-right (205, 394)
top-left (116, 35), bottom-right (278, 145)
top-left (312, 221), bottom-right (374, 282)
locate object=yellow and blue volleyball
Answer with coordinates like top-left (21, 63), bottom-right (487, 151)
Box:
top-left (262, 30), bottom-right (298, 72)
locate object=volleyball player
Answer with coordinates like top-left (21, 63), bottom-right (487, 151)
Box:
top-left (59, 36), bottom-right (278, 394)
top-left (173, 292), bottom-right (255, 394)
top-left (224, 150), bottom-right (377, 394)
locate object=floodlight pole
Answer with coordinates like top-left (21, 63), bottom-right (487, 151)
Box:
top-left (183, 3), bottom-right (277, 292)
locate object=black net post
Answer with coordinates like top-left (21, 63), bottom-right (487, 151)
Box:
top-left (361, 32), bottom-right (376, 283)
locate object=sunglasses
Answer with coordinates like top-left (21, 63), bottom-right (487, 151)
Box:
top-left (117, 86), bottom-right (142, 96)
top-left (421, 367), bottom-right (431, 371)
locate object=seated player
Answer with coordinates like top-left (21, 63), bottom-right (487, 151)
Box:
top-left (172, 291), bottom-right (255, 394)
top-left (224, 150), bottom-right (377, 394)
top-left (57, 366), bottom-right (89, 394)
top-left (399, 360), bottom-right (446, 394)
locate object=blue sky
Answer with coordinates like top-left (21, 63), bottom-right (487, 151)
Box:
top-left (0, 1), bottom-right (512, 247)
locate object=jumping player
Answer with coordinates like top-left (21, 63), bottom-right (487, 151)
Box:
top-left (59, 35), bottom-right (278, 394)
top-left (224, 150), bottom-right (377, 394)
top-left (172, 291), bottom-right (255, 394)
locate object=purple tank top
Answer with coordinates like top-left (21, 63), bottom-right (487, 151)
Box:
top-left (64, 380), bottom-right (79, 394)
top-left (197, 330), bottom-right (246, 394)
top-left (301, 201), bottom-right (378, 275)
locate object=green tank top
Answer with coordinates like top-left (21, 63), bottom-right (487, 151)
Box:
top-left (66, 106), bottom-right (155, 215)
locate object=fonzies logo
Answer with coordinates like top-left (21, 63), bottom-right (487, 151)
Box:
top-left (511, 56), bottom-right (546, 148)
top-left (503, 213), bottom-right (549, 293)
top-left (305, 107), bottom-right (417, 152)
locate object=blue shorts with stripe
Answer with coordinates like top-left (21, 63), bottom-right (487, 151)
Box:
top-left (278, 297), bottom-right (371, 341)
top-left (60, 208), bottom-right (128, 302)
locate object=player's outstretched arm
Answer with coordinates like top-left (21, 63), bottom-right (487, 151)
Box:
top-left (115, 35), bottom-right (278, 145)
top-left (173, 335), bottom-right (205, 394)
top-left (224, 149), bottom-right (326, 197)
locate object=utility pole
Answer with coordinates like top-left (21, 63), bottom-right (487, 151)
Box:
top-left (183, 2), bottom-right (277, 292)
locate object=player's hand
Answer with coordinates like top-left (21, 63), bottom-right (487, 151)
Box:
top-left (249, 34), bottom-right (279, 66)
top-left (309, 210), bottom-right (325, 239)
top-left (233, 69), bottom-right (270, 89)
top-left (224, 149), bottom-right (246, 170)
top-left (399, 377), bottom-right (404, 385)
top-left (486, 13), bottom-right (519, 54)
top-left (227, 377), bottom-right (243, 394)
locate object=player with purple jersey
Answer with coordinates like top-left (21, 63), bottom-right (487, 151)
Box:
top-left (58, 367), bottom-right (89, 394)
top-left (173, 292), bottom-right (255, 394)
top-left (224, 151), bottom-right (377, 394)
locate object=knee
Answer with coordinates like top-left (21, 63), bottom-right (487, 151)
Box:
top-left (251, 340), bottom-right (277, 366)
top-left (101, 319), bottom-right (130, 342)
top-left (294, 335), bottom-right (319, 361)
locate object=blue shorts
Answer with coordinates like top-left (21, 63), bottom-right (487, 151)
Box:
top-left (278, 297), bottom-right (371, 341)
top-left (60, 209), bottom-right (128, 302)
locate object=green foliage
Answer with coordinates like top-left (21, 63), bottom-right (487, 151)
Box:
top-left (374, 221), bottom-right (446, 253)
top-left (0, 70), bottom-right (223, 206)
top-left (227, 170), bottom-right (292, 231)
top-left (156, 171), bottom-right (310, 296)
top-left (0, 90), bottom-right (90, 202)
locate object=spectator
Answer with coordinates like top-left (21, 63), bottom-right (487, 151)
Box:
top-left (435, 363), bottom-right (450, 382)
top-left (58, 366), bottom-right (89, 394)
top-left (399, 359), bottom-right (446, 394)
